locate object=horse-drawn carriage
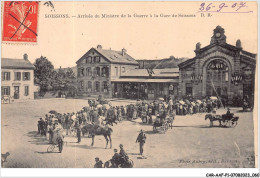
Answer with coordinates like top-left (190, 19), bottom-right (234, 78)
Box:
top-left (153, 113), bottom-right (174, 132)
top-left (205, 113), bottom-right (239, 128)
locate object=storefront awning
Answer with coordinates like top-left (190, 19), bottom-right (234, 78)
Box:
top-left (111, 78), bottom-right (178, 83)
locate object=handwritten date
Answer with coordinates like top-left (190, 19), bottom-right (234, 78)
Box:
top-left (199, 2), bottom-right (253, 13)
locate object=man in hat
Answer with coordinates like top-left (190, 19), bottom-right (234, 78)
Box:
top-left (111, 149), bottom-right (120, 167)
top-left (119, 144), bottom-right (127, 164)
top-left (225, 108), bottom-right (232, 119)
top-left (136, 129), bottom-right (146, 156)
top-left (38, 118), bottom-right (45, 135)
top-left (94, 157), bottom-right (103, 168)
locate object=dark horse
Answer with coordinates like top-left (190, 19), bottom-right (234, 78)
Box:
top-left (81, 124), bottom-right (113, 149)
top-left (104, 110), bottom-right (118, 126)
top-left (205, 114), bottom-right (221, 127)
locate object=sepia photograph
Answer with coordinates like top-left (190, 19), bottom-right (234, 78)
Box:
top-left (1, 1), bottom-right (259, 177)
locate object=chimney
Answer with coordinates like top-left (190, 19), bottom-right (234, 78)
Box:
top-left (122, 48), bottom-right (127, 56)
top-left (236, 39), bottom-right (242, 48)
top-left (23, 53), bottom-right (28, 60)
top-left (97, 45), bottom-right (102, 49)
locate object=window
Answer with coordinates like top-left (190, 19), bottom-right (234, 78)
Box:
top-left (96, 81), bottom-right (100, 92)
top-left (95, 56), bottom-right (100, 63)
top-left (86, 56), bottom-right (92, 63)
top-left (96, 67), bottom-right (100, 76)
top-left (185, 83), bottom-right (192, 96)
top-left (88, 81), bottom-right (92, 92)
top-left (24, 86), bottom-right (29, 96)
top-left (93, 56), bottom-right (100, 63)
top-left (102, 67), bottom-right (109, 77)
top-left (103, 81), bottom-right (108, 92)
top-left (79, 81), bottom-right (84, 90)
top-left (122, 67), bottom-right (125, 73)
top-left (14, 72), bottom-right (21, 81)
top-left (23, 72), bottom-right (30, 81)
top-left (115, 67), bottom-right (118, 76)
top-left (225, 71), bottom-right (228, 81)
top-left (86, 68), bottom-right (92, 76)
top-left (2, 72), bottom-right (10, 81)
top-left (1, 86), bottom-right (10, 95)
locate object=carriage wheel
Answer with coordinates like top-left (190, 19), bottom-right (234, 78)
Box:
top-left (47, 144), bottom-right (55, 152)
top-left (222, 120), bottom-right (228, 127)
top-left (229, 121), bottom-right (237, 128)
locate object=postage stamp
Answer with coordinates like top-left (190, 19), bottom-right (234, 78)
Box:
top-left (2, 1), bottom-right (38, 43)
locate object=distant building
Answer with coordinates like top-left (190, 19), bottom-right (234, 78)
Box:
top-left (76, 45), bottom-right (139, 97)
top-left (178, 26), bottom-right (256, 105)
top-left (1, 54), bottom-right (36, 100)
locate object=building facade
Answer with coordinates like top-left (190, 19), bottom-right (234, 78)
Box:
top-left (76, 45), bottom-right (139, 98)
top-left (1, 54), bottom-right (36, 100)
top-left (112, 68), bottom-right (179, 100)
top-left (76, 27), bottom-right (256, 104)
top-left (178, 26), bottom-right (256, 105)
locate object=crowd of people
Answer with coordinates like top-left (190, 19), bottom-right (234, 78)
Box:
top-left (37, 96), bottom-right (225, 145)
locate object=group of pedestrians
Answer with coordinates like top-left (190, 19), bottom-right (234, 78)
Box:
top-left (94, 130), bottom-right (146, 168)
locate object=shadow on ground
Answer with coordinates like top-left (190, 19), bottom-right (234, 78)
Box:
top-left (65, 143), bottom-right (107, 150)
top-left (27, 131), bottom-right (49, 146)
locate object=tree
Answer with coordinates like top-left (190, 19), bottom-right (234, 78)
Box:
top-left (51, 67), bottom-right (77, 97)
top-left (34, 56), bottom-right (54, 96)
top-left (63, 68), bottom-right (77, 97)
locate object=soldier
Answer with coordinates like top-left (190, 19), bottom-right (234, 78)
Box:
top-left (38, 118), bottom-right (44, 135)
top-left (136, 129), bottom-right (146, 156)
top-left (76, 123), bottom-right (81, 143)
top-left (94, 157), bottom-right (103, 168)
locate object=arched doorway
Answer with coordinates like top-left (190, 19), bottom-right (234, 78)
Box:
top-left (206, 59), bottom-right (229, 97)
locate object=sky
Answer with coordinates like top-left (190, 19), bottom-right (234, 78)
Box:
top-left (1, 1), bottom-right (258, 68)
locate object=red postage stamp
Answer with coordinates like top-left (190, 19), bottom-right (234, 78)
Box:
top-left (2, 1), bottom-right (38, 43)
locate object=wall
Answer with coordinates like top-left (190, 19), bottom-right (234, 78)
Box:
top-left (1, 68), bottom-right (35, 100)
top-left (110, 64), bottom-right (138, 80)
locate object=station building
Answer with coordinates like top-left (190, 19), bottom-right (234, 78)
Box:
top-left (76, 26), bottom-right (256, 103)
top-left (178, 26), bottom-right (256, 105)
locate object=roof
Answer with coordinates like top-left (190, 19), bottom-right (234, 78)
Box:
top-left (178, 42), bottom-right (257, 68)
top-left (76, 47), bottom-right (139, 65)
top-left (2, 58), bottom-right (35, 69)
top-left (121, 68), bottom-right (179, 78)
top-left (136, 57), bottom-right (186, 69)
top-left (111, 78), bottom-right (178, 83)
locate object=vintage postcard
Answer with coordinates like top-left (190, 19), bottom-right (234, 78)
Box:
top-left (1, 0), bottom-right (259, 177)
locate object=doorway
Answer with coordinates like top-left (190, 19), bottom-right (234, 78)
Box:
top-left (14, 86), bottom-right (19, 99)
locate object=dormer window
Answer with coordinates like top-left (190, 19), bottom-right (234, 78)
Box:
top-left (86, 56), bottom-right (92, 63)
top-left (93, 56), bottom-right (100, 63)
top-left (95, 56), bottom-right (100, 63)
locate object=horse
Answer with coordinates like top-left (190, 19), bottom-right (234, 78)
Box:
top-left (166, 115), bottom-right (174, 129)
top-left (104, 115), bottom-right (117, 126)
top-left (205, 114), bottom-right (221, 127)
top-left (81, 124), bottom-right (113, 149)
